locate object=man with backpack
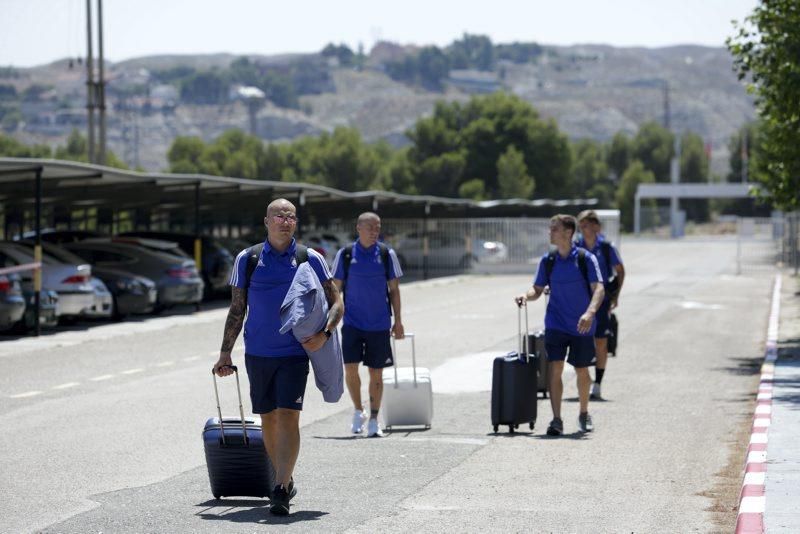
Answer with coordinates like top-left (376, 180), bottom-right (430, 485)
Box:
top-left (331, 212), bottom-right (404, 438)
top-left (576, 210), bottom-right (625, 400)
top-left (213, 198), bottom-right (343, 515)
top-left (515, 214), bottom-right (605, 435)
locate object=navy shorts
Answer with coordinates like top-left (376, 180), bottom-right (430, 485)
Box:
top-left (244, 354), bottom-right (309, 414)
top-left (594, 299), bottom-right (611, 339)
top-left (341, 325), bottom-right (393, 369)
top-left (544, 329), bottom-right (596, 368)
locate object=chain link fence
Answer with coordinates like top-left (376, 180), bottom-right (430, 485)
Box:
top-left (305, 211), bottom-right (621, 278)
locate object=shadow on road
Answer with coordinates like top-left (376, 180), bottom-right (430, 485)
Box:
top-left (775, 338), bottom-right (800, 410)
top-left (196, 499), bottom-right (328, 524)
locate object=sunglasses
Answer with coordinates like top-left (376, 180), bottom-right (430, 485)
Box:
top-left (270, 214), bottom-right (298, 224)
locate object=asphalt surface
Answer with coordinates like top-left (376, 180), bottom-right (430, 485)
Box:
top-left (0, 236), bottom-right (779, 533)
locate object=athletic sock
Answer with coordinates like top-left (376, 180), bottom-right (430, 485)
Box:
top-left (370, 408), bottom-right (379, 420)
top-left (595, 368), bottom-right (605, 384)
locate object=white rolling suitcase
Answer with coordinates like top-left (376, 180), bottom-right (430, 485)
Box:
top-left (380, 333), bottom-right (433, 430)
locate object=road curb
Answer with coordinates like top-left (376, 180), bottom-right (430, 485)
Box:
top-left (735, 274), bottom-right (781, 533)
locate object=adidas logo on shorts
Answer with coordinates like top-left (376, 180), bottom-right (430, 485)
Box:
top-left (385, 357), bottom-right (392, 364)
top-left (295, 396), bottom-right (303, 404)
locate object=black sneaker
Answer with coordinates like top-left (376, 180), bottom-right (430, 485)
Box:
top-left (546, 417), bottom-right (564, 436)
top-left (270, 485), bottom-right (290, 516)
top-left (287, 478), bottom-right (297, 501)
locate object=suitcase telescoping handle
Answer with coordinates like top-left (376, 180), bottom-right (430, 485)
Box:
top-left (390, 333), bottom-right (417, 388)
top-left (518, 302), bottom-right (530, 362)
top-left (211, 365), bottom-right (248, 445)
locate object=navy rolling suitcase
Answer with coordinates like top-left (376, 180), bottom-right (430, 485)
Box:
top-left (203, 365), bottom-right (275, 500)
top-left (527, 329), bottom-right (549, 398)
top-left (491, 304), bottom-right (538, 434)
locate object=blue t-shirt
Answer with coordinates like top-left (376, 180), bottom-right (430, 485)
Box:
top-left (331, 240), bottom-right (402, 332)
top-left (533, 245), bottom-right (603, 337)
top-left (575, 234), bottom-right (623, 286)
top-left (230, 238), bottom-right (332, 357)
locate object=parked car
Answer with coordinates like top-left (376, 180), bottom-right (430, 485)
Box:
top-left (27, 229), bottom-right (105, 244)
top-left (16, 287), bottom-right (59, 332)
top-left (17, 241), bottom-right (114, 320)
top-left (63, 240), bottom-right (203, 310)
top-left (39, 239), bottom-right (158, 318)
top-left (0, 242), bottom-right (95, 321)
top-left (118, 231), bottom-right (233, 297)
top-left (216, 237), bottom-right (255, 258)
top-left (300, 233), bottom-right (343, 267)
top-left (0, 274), bottom-right (25, 332)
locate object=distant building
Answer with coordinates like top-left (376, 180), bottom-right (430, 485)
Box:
top-left (446, 70), bottom-right (503, 94)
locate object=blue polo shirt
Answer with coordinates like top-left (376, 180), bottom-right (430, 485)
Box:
top-left (575, 234), bottom-right (623, 286)
top-left (331, 240), bottom-right (402, 332)
top-left (230, 239), bottom-right (332, 358)
top-left (533, 245), bottom-right (603, 337)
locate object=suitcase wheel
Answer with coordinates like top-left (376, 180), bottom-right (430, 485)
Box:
top-left (493, 425), bottom-right (499, 434)
top-left (529, 422), bottom-right (535, 430)
top-left (213, 494), bottom-right (221, 500)
top-left (509, 425), bottom-right (515, 434)
top-left (425, 424), bottom-right (431, 430)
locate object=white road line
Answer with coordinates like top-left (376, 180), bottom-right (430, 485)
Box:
top-left (183, 356), bottom-right (201, 362)
top-left (90, 374), bottom-right (115, 382)
top-left (53, 382), bottom-right (80, 390)
top-left (154, 361), bottom-right (175, 368)
top-left (121, 368), bottom-right (144, 375)
top-left (10, 391), bottom-right (42, 399)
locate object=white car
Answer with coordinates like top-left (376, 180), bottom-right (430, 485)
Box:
top-left (0, 242), bottom-right (95, 320)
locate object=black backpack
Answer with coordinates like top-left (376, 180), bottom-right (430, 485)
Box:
top-left (243, 242), bottom-right (309, 298)
top-left (599, 241), bottom-right (620, 299)
top-left (341, 242), bottom-right (392, 316)
top-left (543, 248), bottom-right (592, 297)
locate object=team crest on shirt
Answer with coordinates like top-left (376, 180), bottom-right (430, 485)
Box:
top-left (257, 258), bottom-right (265, 267)
top-left (291, 256), bottom-right (297, 267)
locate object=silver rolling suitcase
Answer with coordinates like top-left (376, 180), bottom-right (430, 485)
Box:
top-left (380, 333), bottom-right (433, 430)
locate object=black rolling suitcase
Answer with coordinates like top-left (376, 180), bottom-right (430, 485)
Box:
top-left (527, 329), bottom-right (549, 398)
top-left (608, 313), bottom-right (618, 356)
top-left (203, 365), bottom-right (275, 500)
top-left (491, 303), bottom-right (538, 434)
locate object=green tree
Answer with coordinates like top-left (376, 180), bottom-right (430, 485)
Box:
top-left (497, 146), bottom-right (534, 198)
top-left (167, 136), bottom-right (205, 173)
top-left (53, 129), bottom-right (127, 168)
top-left (458, 178), bottom-right (486, 200)
top-left (679, 133), bottom-right (711, 222)
top-left (728, 0), bottom-right (800, 209)
top-left (616, 160), bottom-right (656, 231)
top-left (607, 132), bottom-right (632, 180)
top-left (417, 46), bottom-right (451, 91)
top-left (0, 133), bottom-right (51, 157)
top-left (448, 33), bottom-right (495, 71)
top-left (632, 122), bottom-right (673, 182)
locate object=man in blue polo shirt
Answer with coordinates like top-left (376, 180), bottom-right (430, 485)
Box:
top-left (577, 210), bottom-right (625, 401)
top-left (515, 214), bottom-right (605, 435)
top-left (214, 198), bottom-right (342, 516)
top-left (332, 212), bottom-right (404, 438)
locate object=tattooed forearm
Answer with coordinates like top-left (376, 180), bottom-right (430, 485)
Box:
top-left (322, 278), bottom-right (344, 329)
top-left (220, 287), bottom-right (246, 352)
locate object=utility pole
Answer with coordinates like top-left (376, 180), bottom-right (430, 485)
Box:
top-left (662, 80), bottom-right (670, 131)
top-left (85, 0), bottom-right (96, 163)
top-left (97, 0), bottom-right (106, 165)
top-left (85, 0), bottom-right (106, 164)
top-left (741, 128), bottom-right (749, 183)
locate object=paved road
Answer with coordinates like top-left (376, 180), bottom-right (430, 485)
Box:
top-left (0, 237), bottom-right (776, 533)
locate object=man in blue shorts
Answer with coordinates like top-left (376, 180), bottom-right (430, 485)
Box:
top-left (577, 210), bottom-right (625, 400)
top-left (214, 198), bottom-right (343, 516)
top-left (332, 212), bottom-right (404, 438)
top-left (515, 214), bottom-right (605, 435)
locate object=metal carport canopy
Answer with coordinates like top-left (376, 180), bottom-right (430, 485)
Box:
top-left (0, 157), bottom-right (598, 224)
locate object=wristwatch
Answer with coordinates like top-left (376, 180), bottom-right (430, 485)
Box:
top-left (322, 328), bottom-right (332, 339)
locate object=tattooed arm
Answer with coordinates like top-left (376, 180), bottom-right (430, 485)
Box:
top-left (301, 278), bottom-right (344, 353)
top-left (214, 287), bottom-right (246, 376)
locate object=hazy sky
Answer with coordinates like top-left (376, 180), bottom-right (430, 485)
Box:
top-left (1, 0), bottom-right (759, 67)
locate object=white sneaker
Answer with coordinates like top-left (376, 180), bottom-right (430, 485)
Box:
top-left (367, 418), bottom-right (384, 437)
top-left (590, 383), bottom-right (602, 400)
top-left (351, 410), bottom-right (367, 434)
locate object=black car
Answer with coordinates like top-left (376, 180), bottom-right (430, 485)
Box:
top-left (119, 231), bottom-right (233, 297)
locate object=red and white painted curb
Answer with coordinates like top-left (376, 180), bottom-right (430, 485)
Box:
top-left (735, 274), bottom-right (781, 533)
